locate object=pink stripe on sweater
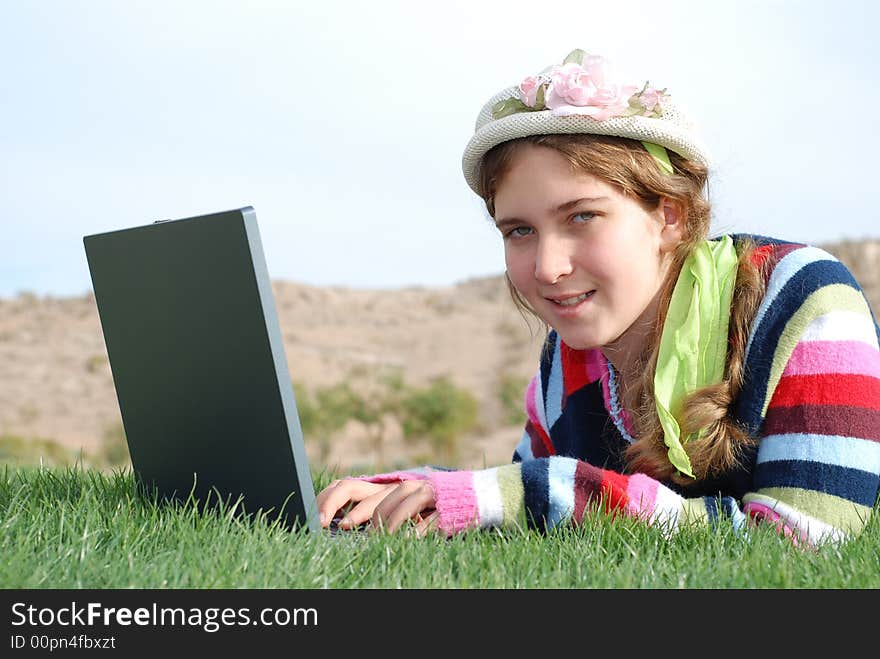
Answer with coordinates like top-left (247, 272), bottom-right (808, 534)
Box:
top-left (743, 501), bottom-right (804, 547)
top-left (584, 348), bottom-right (606, 382)
top-left (428, 470), bottom-right (479, 536)
top-left (783, 341), bottom-right (880, 378)
top-left (624, 473), bottom-right (658, 520)
top-left (525, 375), bottom-right (541, 428)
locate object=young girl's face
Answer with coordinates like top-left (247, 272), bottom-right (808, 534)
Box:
top-left (493, 144), bottom-right (681, 353)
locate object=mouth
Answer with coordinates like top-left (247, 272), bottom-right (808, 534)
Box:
top-left (547, 291), bottom-right (595, 307)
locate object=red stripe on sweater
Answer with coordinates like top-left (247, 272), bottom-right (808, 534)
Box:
top-left (572, 461), bottom-right (603, 523)
top-left (767, 242), bottom-right (804, 266)
top-left (526, 420), bottom-right (556, 457)
top-left (763, 404), bottom-right (880, 442)
top-left (561, 341), bottom-right (591, 397)
top-left (599, 469), bottom-right (630, 516)
top-left (769, 373), bottom-right (880, 410)
top-left (750, 244), bottom-right (775, 269)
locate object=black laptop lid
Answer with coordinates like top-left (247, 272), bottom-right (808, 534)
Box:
top-left (83, 206), bottom-right (318, 531)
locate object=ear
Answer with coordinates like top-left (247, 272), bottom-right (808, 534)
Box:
top-left (658, 197), bottom-right (685, 252)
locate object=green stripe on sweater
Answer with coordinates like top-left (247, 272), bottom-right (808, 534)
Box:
top-left (496, 464), bottom-right (525, 528)
top-left (679, 498), bottom-right (711, 527)
top-left (762, 284), bottom-right (871, 416)
top-left (746, 488), bottom-right (872, 534)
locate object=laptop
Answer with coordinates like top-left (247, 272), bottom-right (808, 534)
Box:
top-left (83, 206), bottom-right (320, 532)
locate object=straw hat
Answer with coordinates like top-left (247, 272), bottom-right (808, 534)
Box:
top-left (461, 49), bottom-right (710, 195)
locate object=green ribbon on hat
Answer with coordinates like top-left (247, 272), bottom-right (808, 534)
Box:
top-left (653, 236), bottom-right (738, 478)
top-left (641, 141), bottom-right (674, 175)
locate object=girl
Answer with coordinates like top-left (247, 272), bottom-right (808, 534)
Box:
top-left (316, 49), bottom-right (880, 545)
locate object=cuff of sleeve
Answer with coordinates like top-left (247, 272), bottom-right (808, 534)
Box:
top-left (428, 470), bottom-right (479, 536)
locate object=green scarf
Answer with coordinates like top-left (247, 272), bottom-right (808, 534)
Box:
top-left (653, 236), bottom-right (738, 478)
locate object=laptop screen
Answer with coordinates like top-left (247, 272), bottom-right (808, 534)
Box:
top-left (83, 206), bottom-right (318, 531)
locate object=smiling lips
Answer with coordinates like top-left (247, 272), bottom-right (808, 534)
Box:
top-left (548, 290), bottom-right (595, 307)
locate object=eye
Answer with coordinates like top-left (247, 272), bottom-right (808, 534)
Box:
top-left (572, 211), bottom-right (597, 223)
top-left (504, 226), bottom-right (533, 239)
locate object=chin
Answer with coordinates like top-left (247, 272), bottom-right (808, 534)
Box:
top-left (552, 329), bottom-right (603, 351)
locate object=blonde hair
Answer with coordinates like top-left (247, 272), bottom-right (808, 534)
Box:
top-left (478, 134), bottom-right (765, 486)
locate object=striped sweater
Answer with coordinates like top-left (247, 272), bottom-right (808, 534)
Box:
top-left (362, 236), bottom-right (880, 544)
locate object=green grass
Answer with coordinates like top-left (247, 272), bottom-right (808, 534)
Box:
top-left (1, 464), bottom-right (878, 588)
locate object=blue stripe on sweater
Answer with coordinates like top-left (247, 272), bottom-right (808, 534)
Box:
top-left (545, 338), bottom-right (564, 429)
top-left (704, 497), bottom-right (718, 529)
top-left (547, 457), bottom-right (577, 529)
top-left (754, 460), bottom-right (879, 507)
top-left (521, 459), bottom-right (550, 532)
top-left (704, 496), bottom-right (749, 533)
top-left (736, 258), bottom-right (862, 434)
top-left (512, 427), bottom-right (534, 463)
top-left (758, 434), bottom-right (880, 473)
top-left (720, 497), bottom-right (748, 532)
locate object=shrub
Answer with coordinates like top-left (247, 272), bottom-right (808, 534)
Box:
top-left (294, 372), bottom-right (480, 467)
top-left (295, 378), bottom-right (393, 466)
top-left (497, 372), bottom-right (529, 426)
top-left (399, 376), bottom-right (479, 463)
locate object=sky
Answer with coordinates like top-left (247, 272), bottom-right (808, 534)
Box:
top-left (2, 0), bottom-right (878, 298)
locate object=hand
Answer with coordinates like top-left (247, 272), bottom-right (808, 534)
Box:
top-left (316, 478), bottom-right (439, 536)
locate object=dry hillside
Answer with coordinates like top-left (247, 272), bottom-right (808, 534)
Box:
top-left (0, 273), bottom-right (545, 471)
top-left (1, 239), bottom-right (878, 472)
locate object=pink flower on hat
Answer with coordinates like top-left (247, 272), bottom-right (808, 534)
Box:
top-left (519, 76), bottom-right (542, 108)
top-left (638, 86), bottom-right (665, 113)
top-left (544, 58), bottom-right (638, 120)
top-left (493, 50), bottom-right (670, 123)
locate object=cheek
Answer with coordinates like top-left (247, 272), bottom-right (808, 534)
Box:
top-left (572, 241), bottom-right (613, 281)
top-left (503, 245), bottom-right (532, 287)
top-left (596, 222), bottom-right (663, 275)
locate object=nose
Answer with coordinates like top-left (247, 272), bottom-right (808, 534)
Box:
top-left (534, 234), bottom-right (573, 284)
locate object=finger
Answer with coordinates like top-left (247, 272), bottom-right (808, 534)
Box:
top-left (314, 480), bottom-right (341, 511)
top-left (370, 481), bottom-right (423, 532)
top-left (316, 479), bottom-right (381, 527)
top-left (336, 489), bottom-right (389, 529)
top-left (376, 482), bottom-right (436, 534)
top-left (385, 490), bottom-right (434, 534)
top-left (316, 480), bottom-right (355, 527)
top-left (314, 478), bottom-right (345, 505)
top-left (411, 510), bottom-right (441, 539)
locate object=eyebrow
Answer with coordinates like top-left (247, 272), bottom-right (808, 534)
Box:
top-left (494, 196), bottom-right (610, 228)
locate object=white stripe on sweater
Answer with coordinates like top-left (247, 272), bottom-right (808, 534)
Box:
top-left (799, 310), bottom-right (879, 347)
top-left (757, 433), bottom-right (880, 473)
top-left (649, 482), bottom-right (683, 535)
top-left (473, 468), bottom-right (505, 528)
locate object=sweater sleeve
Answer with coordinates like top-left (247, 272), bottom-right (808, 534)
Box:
top-left (735, 245), bottom-right (880, 544)
top-left (424, 379), bottom-right (747, 537)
